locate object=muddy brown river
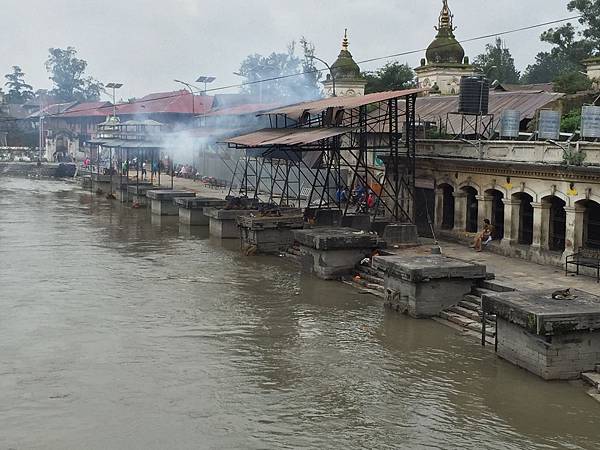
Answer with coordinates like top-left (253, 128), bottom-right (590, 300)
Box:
top-left (1, 177), bottom-right (599, 449)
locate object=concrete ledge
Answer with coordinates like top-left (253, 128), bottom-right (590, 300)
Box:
top-left (146, 189), bottom-right (195, 200)
top-left (292, 228), bottom-right (381, 250)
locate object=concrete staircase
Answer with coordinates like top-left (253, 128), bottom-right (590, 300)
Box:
top-left (581, 366), bottom-right (600, 401)
top-left (439, 287), bottom-right (497, 342)
top-left (348, 264), bottom-right (386, 298)
top-left (349, 264), bottom-right (498, 345)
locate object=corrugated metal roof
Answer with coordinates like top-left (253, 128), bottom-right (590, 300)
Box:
top-left (411, 90), bottom-right (564, 123)
top-left (86, 139), bottom-right (164, 148)
top-left (259, 88), bottom-right (425, 118)
top-left (115, 90), bottom-right (214, 115)
top-left (225, 127), bottom-right (353, 147)
top-left (203, 102), bottom-right (282, 117)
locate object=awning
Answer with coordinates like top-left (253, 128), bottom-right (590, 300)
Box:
top-left (258, 88), bottom-right (425, 119)
top-left (225, 127), bottom-right (353, 148)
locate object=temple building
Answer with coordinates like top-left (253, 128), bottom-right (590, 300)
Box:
top-left (322, 30), bottom-right (367, 98)
top-left (415, 0), bottom-right (476, 95)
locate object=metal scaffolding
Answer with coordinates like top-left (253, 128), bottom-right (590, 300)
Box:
top-left (225, 88), bottom-right (423, 223)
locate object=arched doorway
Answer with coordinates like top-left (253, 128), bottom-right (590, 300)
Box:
top-left (486, 189), bottom-right (504, 240)
top-left (461, 186), bottom-right (478, 233)
top-left (579, 200), bottom-right (600, 249)
top-left (543, 196), bottom-right (566, 252)
top-left (440, 184), bottom-right (454, 229)
top-left (512, 192), bottom-right (533, 245)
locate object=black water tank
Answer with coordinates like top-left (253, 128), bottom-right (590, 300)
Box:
top-left (459, 76), bottom-right (489, 115)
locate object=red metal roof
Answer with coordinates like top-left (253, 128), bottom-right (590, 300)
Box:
top-left (115, 90), bottom-right (214, 115)
top-left (260, 88), bottom-right (425, 118)
top-left (203, 102), bottom-right (282, 117)
top-left (225, 127), bottom-right (353, 147)
top-left (60, 101), bottom-right (113, 117)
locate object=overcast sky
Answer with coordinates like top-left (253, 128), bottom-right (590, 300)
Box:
top-left (0, 0), bottom-right (574, 101)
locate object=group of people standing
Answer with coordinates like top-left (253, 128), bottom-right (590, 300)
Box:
top-left (335, 184), bottom-right (378, 213)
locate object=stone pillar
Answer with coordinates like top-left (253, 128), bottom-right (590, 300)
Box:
top-left (434, 189), bottom-right (445, 229)
top-left (531, 202), bottom-right (552, 251)
top-left (476, 195), bottom-right (493, 230)
top-left (453, 192), bottom-right (467, 232)
top-left (501, 199), bottom-right (521, 247)
top-left (563, 206), bottom-right (585, 260)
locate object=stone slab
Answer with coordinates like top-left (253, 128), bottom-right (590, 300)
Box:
top-left (292, 228), bottom-right (381, 250)
top-left (174, 197), bottom-right (226, 209)
top-left (204, 208), bottom-right (255, 220)
top-left (482, 289), bottom-right (600, 336)
top-left (383, 223), bottom-right (419, 245)
top-left (341, 214), bottom-right (371, 231)
top-left (373, 254), bottom-right (487, 282)
top-left (238, 214), bottom-right (304, 230)
top-left (146, 189), bottom-right (195, 200)
top-left (127, 184), bottom-right (155, 195)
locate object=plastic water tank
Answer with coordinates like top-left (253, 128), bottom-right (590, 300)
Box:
top-left (458, 76), bottom-right (489, 115)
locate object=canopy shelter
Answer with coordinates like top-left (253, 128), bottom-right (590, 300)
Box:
top-left (223, 88), bottom-right (424, 223)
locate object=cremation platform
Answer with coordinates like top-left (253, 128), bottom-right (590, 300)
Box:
top-left (146, 190), bottom-right (195, 216)
top-left (373, 254), bottom-right (487, 318)
top-left (482, 289), bottom-right (600, 380)
top-left (292, 228), bottom-right (382, 279)
top-left (127, 184), bottom-right (156, 207)
top-left (204, 208), bottom-right (255, 239)
top-left (238, 213), bottom-right (304, 254)
top-left (175, 197), bottom-right (227, 226)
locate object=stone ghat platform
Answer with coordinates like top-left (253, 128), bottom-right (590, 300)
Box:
top-left (175, 197), bottom-right (227, 226)
top-left (146, 190), bottom-right (195, 216)
top-left (373, 254), bottom-right (487, 318)
top-left (482, 289), bottom-right (600, 380)
top-left (127, 183), bottom-right (156, 206)
top-left (204, 208), bottom-right (255, 239)
top-left (292, 228), bottom-right (383, 280)
top-left (238, 213), bottom-right (304, 254)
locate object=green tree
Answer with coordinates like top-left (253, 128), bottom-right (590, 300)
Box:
top-left (561, 108), bottom-right (581, 133)
top-left (553, 71), bottom-right (592, 94)
top-left (4, 66), bottom-right (34, 104)
top-left (237, 39), bottom-right (321, 102)
top-left (45, 47), bottom-right (103, 102)
top-left (522, 23), bottom-right (594, 84)
top-left (473, 38), bottom-right (520, 84)
top-left (568, 0), bottom-right (600, 49)
top-left (363, 62), bottom-right (416, 94)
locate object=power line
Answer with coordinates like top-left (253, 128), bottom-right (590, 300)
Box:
top-left (0, 14), bottom-right (584, 124)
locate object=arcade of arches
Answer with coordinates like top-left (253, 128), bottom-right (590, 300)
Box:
top-left (432, 179), bottom-right (600, 265)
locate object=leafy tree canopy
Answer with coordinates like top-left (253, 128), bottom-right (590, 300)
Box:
top-left (553, 71), bottom-right (592, 94)
top-left (363, 62), bottom-right (416, 94)
top-left (522, 0), bottom-right (600, 85)
top-left (4, 66), bottom-right (34, 104)
top-left (45, 47), bottom-right (103, 102)
top-left (473, 38), bottom-right (520, 84)
top-left (237, 38), bottom-right (321, 102)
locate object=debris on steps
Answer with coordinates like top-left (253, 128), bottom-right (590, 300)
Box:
top-left (437, 286), bottom-right (497, 343)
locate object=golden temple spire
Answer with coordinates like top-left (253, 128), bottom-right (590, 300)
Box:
top-left (342, 28), bottom-right (349, 50)
top-left (436, 0), bottom-right (455, 31)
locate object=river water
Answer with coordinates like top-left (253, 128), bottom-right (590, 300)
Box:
top-left (0, 177), bottom-right (599, 450)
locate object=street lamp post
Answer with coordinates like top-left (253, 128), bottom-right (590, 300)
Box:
top-left (196, 76), bottom-right (216, 96)
top-left (174, 79), bottom-right (197, 115)
top-left (105, 83), bottom-right (123, 118)
top-left (310, 55), bottom-right (335, 97)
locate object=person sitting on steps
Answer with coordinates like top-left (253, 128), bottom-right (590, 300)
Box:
top-left (471, 219), bottom-right (494, 252)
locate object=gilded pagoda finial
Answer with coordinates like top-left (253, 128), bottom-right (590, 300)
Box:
top-left (436, 0), bottom-right (456, 32)
top-left (342, 28), bottom-right (349, 50)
